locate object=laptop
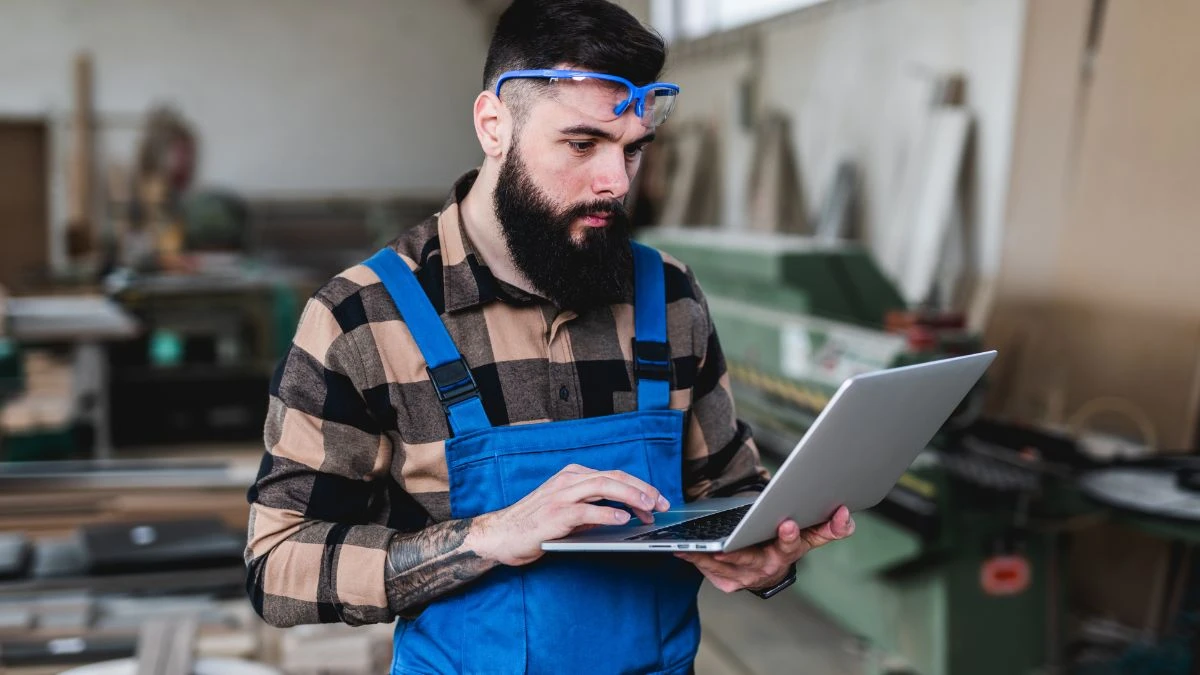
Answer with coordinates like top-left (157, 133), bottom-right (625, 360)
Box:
top-left (542, 351), bottom-right (996, 553)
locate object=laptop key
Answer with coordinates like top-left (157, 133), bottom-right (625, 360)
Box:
top-left (627, 505), bottom-right (752, 542)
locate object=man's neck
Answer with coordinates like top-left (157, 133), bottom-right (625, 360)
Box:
top-left (459, 164), bottom-right (539, 296)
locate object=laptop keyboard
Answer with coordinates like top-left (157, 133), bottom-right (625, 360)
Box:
top-left (627, 505), bottom-right (752, 542)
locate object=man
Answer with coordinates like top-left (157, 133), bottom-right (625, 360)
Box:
top-left (245, 1), bottom-right (855, 672)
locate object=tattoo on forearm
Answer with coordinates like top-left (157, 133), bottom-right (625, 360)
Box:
top-left (384, 518), bottom-right (495, 615)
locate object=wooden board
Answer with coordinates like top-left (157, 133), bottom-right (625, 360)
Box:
top-left (656, 124), bottom-right (721, 227)
top-left (66, 53), bottom-right (95, 258)
top-left (745, 112), bottom-right (807, 234)
top-left (0, 121), bottom-right (49, 291)
top-left (0, 488), bottom-right (250, 538)
top-left (136, 617), bottom-right (197, 675)
top-left (894, 108), bottom-right (971, 306)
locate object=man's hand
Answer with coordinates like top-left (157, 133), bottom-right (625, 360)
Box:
top-left (472, 464), bottom-right (671, 567)
top-left (675, 505), bottom-right (855, 594)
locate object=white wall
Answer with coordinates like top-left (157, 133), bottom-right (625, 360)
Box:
top-left (651, 0), bottom-right (830, 41)
top-left (0, 0), bottom-right (491, 194)
top-left (613, 0), bottom-right (652, 24)
top-left (659, 0), bottom-right (1026, 285)
top-left (0, 0), bottom-right (493, 264)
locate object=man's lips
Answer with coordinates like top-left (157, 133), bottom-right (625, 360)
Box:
top-left (580, 212), bottom-right (613, 228)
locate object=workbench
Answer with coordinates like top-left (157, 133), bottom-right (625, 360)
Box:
top-left (104, 264), bottom-right (313, 446)
top-left (6, 297), bottom-right (139, 460)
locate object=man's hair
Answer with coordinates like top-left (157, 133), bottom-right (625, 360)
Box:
top-left (484, 0), bottom-right (667, 119)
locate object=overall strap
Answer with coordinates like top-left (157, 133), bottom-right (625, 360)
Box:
top-left (363, 248), bottom-right (491, 436)
top-left (631, 242), bottom-right (671, 411)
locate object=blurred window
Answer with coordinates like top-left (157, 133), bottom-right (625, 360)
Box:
top-left (650, 0), bottom-right (830, 42)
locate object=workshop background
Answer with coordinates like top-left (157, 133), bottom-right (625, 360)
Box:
top-left (1, 0), bottom-right (1198, 673)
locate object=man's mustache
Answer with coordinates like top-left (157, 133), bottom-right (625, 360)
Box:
top-left (561, 200), bottom-right (629, 223)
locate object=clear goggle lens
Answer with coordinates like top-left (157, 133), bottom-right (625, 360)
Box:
top-left (547, 76), bottom-right (678, 127)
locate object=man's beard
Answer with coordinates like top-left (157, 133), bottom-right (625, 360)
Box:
top-left (493, 147), bottom-right (633, 312)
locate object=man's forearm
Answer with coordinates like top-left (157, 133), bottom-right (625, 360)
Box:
top-left (385, 517), bottom-right (498, 615)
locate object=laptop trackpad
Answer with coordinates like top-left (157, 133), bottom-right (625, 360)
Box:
top-left (611, 496), bottom-right (753, 534)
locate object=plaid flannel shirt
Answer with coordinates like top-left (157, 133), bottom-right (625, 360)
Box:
top-left (245, 171), bottom-right (768, 627)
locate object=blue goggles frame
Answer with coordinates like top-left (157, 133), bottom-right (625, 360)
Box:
top-left (494, 69), bottom-right (680, 123)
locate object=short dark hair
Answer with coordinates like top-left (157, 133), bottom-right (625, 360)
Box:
top-left (483, 0), bottom-right (667, 101)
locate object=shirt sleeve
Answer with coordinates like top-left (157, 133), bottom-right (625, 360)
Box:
top-left (244, 293), bottom-right (400, 627)
top-left (681, 269), bottom-right (771, 502)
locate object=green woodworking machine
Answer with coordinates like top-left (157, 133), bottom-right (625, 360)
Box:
top-left (641, 227), bottom-right (1055, 675)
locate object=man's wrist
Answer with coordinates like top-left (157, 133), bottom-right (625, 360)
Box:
top-left (383, 516), bottom-right (500, 615)
top-left (465, 513), bottom-right (502, 564)
top-left (747, 562), bottom-right (797, 599)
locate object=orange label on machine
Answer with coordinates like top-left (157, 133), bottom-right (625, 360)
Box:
top-left (980, 555), bottom-right (1031, 596)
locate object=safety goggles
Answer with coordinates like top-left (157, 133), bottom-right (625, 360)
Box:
top-left (494, 69), bottom-right (680, 127)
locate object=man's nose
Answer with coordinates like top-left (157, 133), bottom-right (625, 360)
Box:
top-left (592, 149), bottom-right (631, 199)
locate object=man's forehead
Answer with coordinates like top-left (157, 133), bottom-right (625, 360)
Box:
top-left (524, 76), bottom-right (653, 135)
top-left (532, 98), bottom-right (654, 138)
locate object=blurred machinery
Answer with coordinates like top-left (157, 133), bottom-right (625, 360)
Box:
top-left (89, 105), bottom-right (443, 448)
top-left (0, 288), bottom-right (18, 404)
top-left (98, 190), bottom-right (443, 447)
top-left (0, 288), bottom-right (139, 462)
top-left (0, 459), bottom-right (261, 672)
top-left (0, 339), bottom-right (18, 405)
top-left (103, 262), bottom-right (307, 447)
top-left (0, 291), bottom-right (22, 462)
top-left (641, 228), bottom-right (1057, 675)
top-left (90, 108), bottom-right (310, 447)
top-left (640, 228), bottom-right (984, 441)
top-left (3, 99), bottom-right (441, 456)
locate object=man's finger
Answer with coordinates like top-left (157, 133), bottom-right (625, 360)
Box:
top-left (560, 476), bottom-right (658, 515)
top-left (675, 552), bottom-right (727, 572)
top-left (562, 470), bottom-right (669, 512)
top-left (678, 563), bottom-right (741, 593)
top-left (676, 552), bottom-right (755, 582)
top-left (567, 504), bottom-right (635, 527)
top-left (799, 506), bottom-right (856, 550)
top-left (630, 507), bottom-right (656, 524)
top-left (765, 520), bottom-right (805, 556)
top-left (594, 470), bottom-right (669, 512)
top-left (713, 545), bottom-right (766, 567)
top-left (830, 505), bottom-right (855, 537)
top-left (776, 519), bottom-right (802, 542)
top-left (560, 463), bottom-right (595, 474)
top-left (704, 573), bottom-right (744, 594)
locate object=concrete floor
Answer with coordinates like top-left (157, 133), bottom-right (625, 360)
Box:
top-left (696, 581), bottom-right (866, 675)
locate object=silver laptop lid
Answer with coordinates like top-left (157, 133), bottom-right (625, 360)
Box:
top-left (724, 351), bottom-right (995, 551)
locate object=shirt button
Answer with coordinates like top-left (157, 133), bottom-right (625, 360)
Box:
top-left (559, 386), bottom-right (570, 402)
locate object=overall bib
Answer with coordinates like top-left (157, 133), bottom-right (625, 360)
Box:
top-left (364, 243), bottom-right (702, 675)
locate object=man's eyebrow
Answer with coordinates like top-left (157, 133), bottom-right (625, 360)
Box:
top-left (560, 124), bottom-right (617, 141)
top-left (559, 125), bottom-right (657, 146)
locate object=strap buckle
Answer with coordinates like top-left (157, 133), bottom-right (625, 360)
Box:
top-left (633, 340), bottom-right (672, 381)
top-left (427, 358), bottom-right (479, 408)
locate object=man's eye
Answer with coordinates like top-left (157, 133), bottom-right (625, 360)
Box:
top-left (568, 141), bottom-right (595, 153)
top-left (625, 144), bottom-right (646, 158)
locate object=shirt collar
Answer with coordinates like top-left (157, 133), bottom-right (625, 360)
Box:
top-left (438, 170), bottom-right (538, 314)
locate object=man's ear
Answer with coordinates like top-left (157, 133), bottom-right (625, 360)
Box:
top-left (474, 91), bottom-right (510, 159)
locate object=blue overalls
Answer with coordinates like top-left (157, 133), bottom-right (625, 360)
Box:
top-left (364, 243), bottom-right (702, 675)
